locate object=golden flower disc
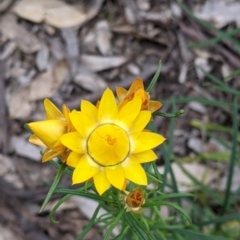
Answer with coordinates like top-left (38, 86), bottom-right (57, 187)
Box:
top-left (87, 124), bottom-right (130, 166)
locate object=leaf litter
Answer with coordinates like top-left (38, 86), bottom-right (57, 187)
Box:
top-left (0, 0), bottom-right (240, 239)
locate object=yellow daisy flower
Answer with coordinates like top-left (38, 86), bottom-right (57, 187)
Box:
top-left (116, 77), bottom-right (162, 113)
top-left (27, 99), bottom-right (73, 162)
top-left (60, 88), bottom-right (165, 195)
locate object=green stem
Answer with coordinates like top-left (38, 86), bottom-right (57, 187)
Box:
top-left (40, 162), bottom-right (67, 212)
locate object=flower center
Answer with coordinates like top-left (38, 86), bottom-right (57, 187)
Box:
top-left (87, 124), bottom-right (130, 166)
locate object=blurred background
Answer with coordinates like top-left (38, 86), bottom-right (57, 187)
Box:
top-left (0, 0), bottom-right (240, 239)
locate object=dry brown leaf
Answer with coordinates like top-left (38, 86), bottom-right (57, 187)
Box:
top-left (0, 224), bottom-right (25, 240)
top-left (10, 135), bottom-right (42, 161)
top-left (13, 0), bottom-right (86, 28)
top-left (29, 60), bottom-right (68, 101)
top-left (139, 3), bottom-right (182, 23)
top-left (194, 0), bottom-right (240, 28)
top-left (0, 154), bottom-right (24, 189)
top-left (74, 63), bottom-right (107, 92)
top-left (35, 45), bottom-right (49, 71)
top-left (7, 87), bottom-right (36, 119)
top-left (7, 61), bottom-right (68, 119)
top-left (44, 3), bottom-right (87, 28)
top-left (194, 57), bottom-right (212, 80)
top-left (0, 14), bottom-right (40, 53)
top-left (81, 55), bottom-right (128, 72)
top-left (96, 20), bottom-right (112, 55)
top-left (12, 0), bottom-right (103, 28)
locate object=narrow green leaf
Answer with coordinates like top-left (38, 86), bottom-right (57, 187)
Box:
top-left (50, 193), bottom-right (72, 223)
top-left (198, 213), bottom-right (240, 226)
top-left (173, 229), bottom-right (233, 240)
top-left (202, 82), bottom-right (240, 97)
top-left (146, 61), bottom-right (162, 92)
top-left (146, 171), bottom-right (162, 184)
top-left (178, 0), bottom-right (240, 54)
top-left (144, 201), bottom-right (192, 224)
top-left (125, 213), bottom-right (156, 240)
top-left (229, 186), bottom-right (240, 205)
top-left (175, 160), bottom-right (223, 205)
top-left (103, 208), bottom-right (125, 240)
top-left (224, 68), bottom-right (240, 81)
top-left (163, 97), bottom-right (233, 111)
top-left (150, 192), bottom-right (193, 201)
top-left (221, 97), bottom-right (239, 214)
top-left (114, 226), bottom-right (130, 240)
top-left (187, 28), bottom-right (240, 49)
top-left (54, 188), bottom-right (115, 203)
top-left (49, 185), bottom-right (89, 223)
top-left (190, 119), bottom-right (240, 142)
top-left (76, 204), bottom-right (102, 240)
top-left (49, 160), bottom-right (73, 176)
top-left (40, 163), bottom-right (67, 212)
top-left (153, 109), bottom-right (185, 118)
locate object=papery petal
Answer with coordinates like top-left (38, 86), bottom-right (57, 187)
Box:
top-left (98, 88), bottom-right (117, 122)
top-left (132, 150), bottom-right (158, 163)
top-left (81, 100), bottom-right (98, 121)
top-left (131, 132), bottom-right (166, 153)
top-left (72, 155), bottom-right (99, 184)
top-left (28, 120), bottom-right (67, 148)
top-left (116, 97), bottom-right (141, 129)
top-left (129, 111), bottom-right (151, 134)
top-left (70, 110), bottom-right (96, 138)
top-left (105, 165), bottom-right (125, 190)
top-left (116, 87), bottom-right (128, 102)
top-left (29, 134), bottom-right (46, 147)
top-left (62, 104), bottom-right (74, 131)
top-left (44, 99), bottom-right (64, 120)
top-left (67, 151), bottom-right (83, 168)
top-left (60, 132), bottom-right (85, 154)
top-left (128, 78), bottom-right (144, 93)
top-left (149, 100), bottom-right (162, 113)
top-left (42, 148), bottom-right (60, 162)
top-left (93, 169), bottom-right (111, 195)
top-left (122, 158), bottom-right (147, 185)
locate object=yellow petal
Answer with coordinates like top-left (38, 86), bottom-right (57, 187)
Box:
top-left (52, 140), bottom-right (66, 152)
top-left (60, 132), bottom-right (85, 154)
top-left (29, 134), bottom-right (46, 147)
top-left (116, 97), bottom-right (142, 129)
top-left (122, 158), bottom-right (147, 185)
top-left (128, 78), bottom-right (144, 93)
top-left (132, 150), bottom-right (158, 163)
top-left (81, 100), bottom-right (98, 121)
top-left (59, 150), bottom-right (70, 163)
top-left (129, 111), bottom-right (151, 134)
top-left (70, 110), bottom-right (96, 138)
top-left (72, 155), bottom-right (99, 184)
top-left (93, 169), bottom-right (111, 195)
top-left (44, 98), bottom-right (64, 120)
top-left (27, 120), bottom-right (67, 148)
top-left (42, 148), bottom-right (60, 162)
top-left (131, 132), bottom-right (166, 153)
top-left (98, 88), bottom-right (117, 123)
top-left (67, 151), bottom-right (83, 168)
top-left (116, 86), bottom-right (127, 102)
top-left (62, 104), bottom-right (74, 131)
top-left (105, 165), bottom-right (125, 190)
top-left (149, 100), bottom-right (162, 113)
